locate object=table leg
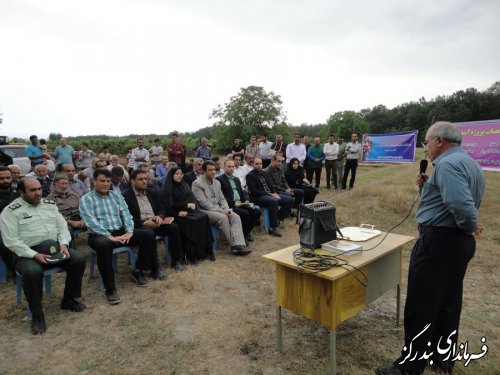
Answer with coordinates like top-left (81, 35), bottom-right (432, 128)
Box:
top-left (330, 330), bottom-right (336, 375)
top-left (277, 306), bottom-right (283, 353)
top-left (396, 284), bottom-right (401, 327)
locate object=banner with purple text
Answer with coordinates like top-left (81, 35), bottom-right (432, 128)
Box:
top-left (361, 131), bottom-right (417, 163)
top-left (455, 120), bottom-right (500, 172)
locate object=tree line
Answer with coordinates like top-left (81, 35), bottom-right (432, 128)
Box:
top-left (36, 81), bottom-right (500, 155)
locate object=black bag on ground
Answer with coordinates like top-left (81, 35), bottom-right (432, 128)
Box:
top-left (299, 201), bottom-right (337, 249)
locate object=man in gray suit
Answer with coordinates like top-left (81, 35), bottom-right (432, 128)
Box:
top-left (192, 161), bottom-right (250, 256)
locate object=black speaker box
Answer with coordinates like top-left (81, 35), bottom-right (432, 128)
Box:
top-left (299, 201), bottom-right (337, 249)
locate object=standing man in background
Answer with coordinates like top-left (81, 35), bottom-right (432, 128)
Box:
top-left (245, 136), bottom-right (260, 159)
top-left (271, 133), bottom-right (287, 161)
top-left (334, 135), bottom-right (346, 190)
top-left (149, 138), bottom-right (163, 168)
top-left (341, 133), bottom-right (360, 190)
top-left (323, 135), bottom-right (339, 190)
top-left (258, 134), bottom-right (272, 168)
top-left (285, 133), bottom-right (307, 166)
top-left (306, 137), bottom-right (324, 189)
top-left (195, 138), bottom-right (212, 161)
top-left (167, 131), bottom-right (185, 171)
top-left (53, 138), bottom-right (75, 172)
top-left (375, 121), bottom-right (485, 375)
top-left (132, 139), bottom-right (150, 170)
top-left (25, 135), bottom-right (44, 170)
top-left (77, 143), bottom-right (96, 170)
top-left (230, 138), bottom-right (245, 160)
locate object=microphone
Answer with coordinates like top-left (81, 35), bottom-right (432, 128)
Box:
top-left (420, 159), bottom-right (428, 175)
top-left (419, 159), bottom-right (428, 195)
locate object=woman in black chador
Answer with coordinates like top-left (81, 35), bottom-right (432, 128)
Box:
top-left (162, 167), bottom-right (214, 263)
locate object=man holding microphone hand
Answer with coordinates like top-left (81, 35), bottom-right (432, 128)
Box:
top-left (376, 122), bottom-right (485, 375)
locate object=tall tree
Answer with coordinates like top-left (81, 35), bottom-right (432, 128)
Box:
top-left (210, 86), bottom-right (287, 142)
top-left (323, 111), bottom-right (369, 139)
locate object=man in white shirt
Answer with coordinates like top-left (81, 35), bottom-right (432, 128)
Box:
top-left (132, 139), bottom-right (150, 170)
top-left (285, 133), bottom-right (307, 165)
top-left (232, 154), bottom-right (246, 187)
top-left (258, 134), bottom-right (272, 168)
top-left (323, 135), bottom-right (340, 189)
top-left (240, 154), bottom-right (254, 189)
top-left (149, 138), bottom-right (163, 166)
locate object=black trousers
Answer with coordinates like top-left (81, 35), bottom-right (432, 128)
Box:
top-left (395, 230), bottom-right (475, 375)
top-left (149, 222), bottom-right (185, 267)
top-left (324, 160), bottom-right (335, 188)
top-left (306, 167), bottom-right (322, 188)
top-left (278, 189), bottom-right (304, 207)
top-left (232, 207), bottom-right (261, 238)
top-left (88, 228), bottom-right (156, 292)
top-left (252, 195), bottom-right (293, 229)
top-left (15, 248), bottom-right (86, 316)
top-left (342, 159), bottom-right (358, 189)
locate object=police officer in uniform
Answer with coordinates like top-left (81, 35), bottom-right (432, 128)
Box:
top-left (0, 177), bottom-right (86, 335)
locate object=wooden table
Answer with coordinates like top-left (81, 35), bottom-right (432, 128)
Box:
top-left (263, 232), bottom-right (415, 374)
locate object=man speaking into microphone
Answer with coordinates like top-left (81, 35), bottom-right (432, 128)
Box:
top-left (376, 122), bottom-right (485, 375)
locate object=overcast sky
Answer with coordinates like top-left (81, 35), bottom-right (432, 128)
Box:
top-left (1, 0), bottom-right (499, 139)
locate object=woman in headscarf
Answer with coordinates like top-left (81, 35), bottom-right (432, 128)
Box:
top-left (162, 167), bottom-right (215, 263)
top-left (284, 157), bottom-right (318, 204)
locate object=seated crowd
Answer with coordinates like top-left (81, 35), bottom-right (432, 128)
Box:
top-left (0, 131), bottom-right (353, 336)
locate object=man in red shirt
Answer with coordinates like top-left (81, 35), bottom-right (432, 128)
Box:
top-left (167, 132), bottom-right (186, 171)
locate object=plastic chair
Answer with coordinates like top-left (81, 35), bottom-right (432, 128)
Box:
top-left (0, 257), bottom-right (7, 283)
top-left (155, 235), bottom-right (170, 264)
top-left (89, 246), bottom-right (136, 290)
top-left (16, 267), bottom-right (64, 319)
top-left (260, 207), bottom-right (271, 232)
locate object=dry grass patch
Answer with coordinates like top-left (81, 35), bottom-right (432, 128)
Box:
top-left (0, 160), bottom-right (498, 374)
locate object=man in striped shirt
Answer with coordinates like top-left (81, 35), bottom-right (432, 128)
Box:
top-left (80, 169), bottom-right (158, 305)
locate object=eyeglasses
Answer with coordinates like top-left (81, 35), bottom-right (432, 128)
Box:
top-left (421, 136), bottom-right (439, 148)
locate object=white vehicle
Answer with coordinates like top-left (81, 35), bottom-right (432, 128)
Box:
top-left (0, 144), bottom-right (56, 176)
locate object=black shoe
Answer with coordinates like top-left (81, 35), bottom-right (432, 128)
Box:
top-left (150, 268), bottom-right (167, 280)
top-left (246, 234), bottom-right (254, 242)
top-left (374, 363), bottom-right (408, 375)
top-left (61, 297), bottom-right (86, 312)
top-left (269, 228), bottom-right (282, 237)
top-left (208, 253), bottom-right (216, 261)
top-left (238, 246), bottom-right (252, 256)
top-left (231, 246), bottom-right (243, 255)
top-left (31, 314), bottom-right (46, 335)
top-left (131, 270), bottom-right (148, 287)
top-left (105, 289), bottom-right (121, 305)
